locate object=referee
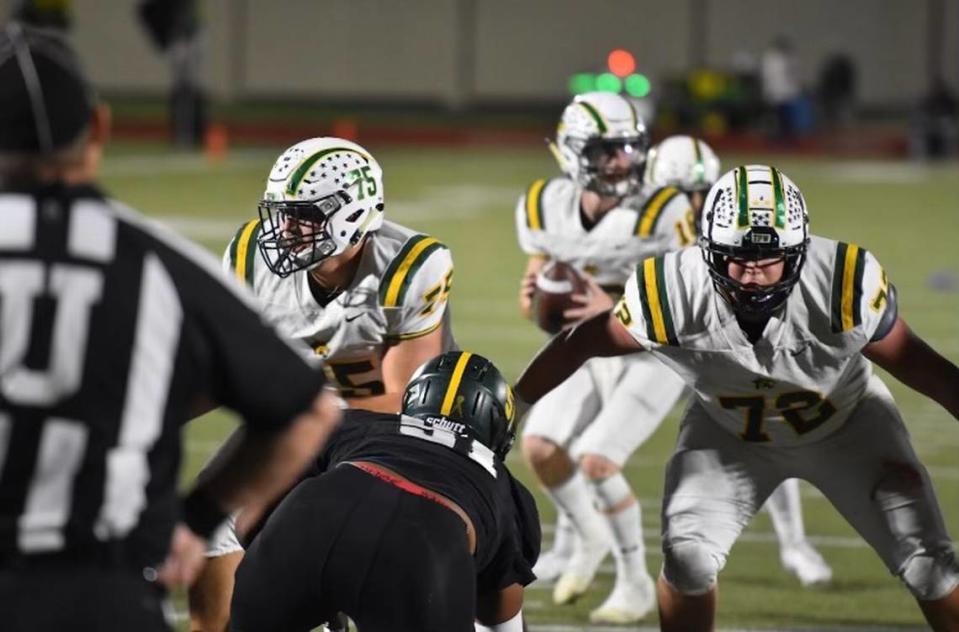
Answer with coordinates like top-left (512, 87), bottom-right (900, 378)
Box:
top-left (0, 23), bottom-right (340, 631)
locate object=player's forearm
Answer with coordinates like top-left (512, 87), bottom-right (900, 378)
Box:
top-left (183, 392), bottom-right (340, 535)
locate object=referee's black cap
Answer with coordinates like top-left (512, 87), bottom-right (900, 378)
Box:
top-left (0, 22), bottom-right (95, 153)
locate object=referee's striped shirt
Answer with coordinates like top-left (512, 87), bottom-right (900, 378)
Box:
top-left (0, 182), bottom-right (326, 565)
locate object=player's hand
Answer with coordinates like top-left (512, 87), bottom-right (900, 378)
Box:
top-left (562, 274), bottom-right (614, 326)
top-left (518, 272), bottom-right (538, 318)
top-left (156, 523), bottom-right (208, 588)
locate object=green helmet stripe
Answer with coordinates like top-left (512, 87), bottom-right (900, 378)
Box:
top-left (286, 147), bottom-right (370, 197)
top-left (736, 166), bottom-right (750, 227)
top-left (577, 101), bottom-right (608, 134)
top-left (692, 138), bottom-right (705, 185)
top-left (770, 166), bottom-right (786, 228)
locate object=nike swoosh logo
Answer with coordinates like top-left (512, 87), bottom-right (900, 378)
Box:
top-left (344, 312), bottom-right (365, 323)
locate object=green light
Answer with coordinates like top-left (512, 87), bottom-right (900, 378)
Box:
top-left (595, 72), bottom-right (622, 93)
top-left (568, 73), bottom-right (597, 95)
top-left (625, 74), bottom-right (651, 98)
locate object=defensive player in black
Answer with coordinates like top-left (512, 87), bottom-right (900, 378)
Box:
top-left (0, 23), bottom-right (340, 631)
top-left (230, 351), bottom-right (540, 632)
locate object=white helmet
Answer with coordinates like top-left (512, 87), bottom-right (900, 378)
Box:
top-left (552, 91), bottom-right (649, 197)
top-left (700, 165), bottom-right (809, 316)
top-left (257, 137), bottom-right (385, 277)
top-left (646, 135), bottom-right (721, 193)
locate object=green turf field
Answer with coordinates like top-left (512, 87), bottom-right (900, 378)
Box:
top-left (100, 141), bottom-right (959, 630)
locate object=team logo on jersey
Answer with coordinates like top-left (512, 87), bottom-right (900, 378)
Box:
top-left (752, 377), bottom-right (776, 390)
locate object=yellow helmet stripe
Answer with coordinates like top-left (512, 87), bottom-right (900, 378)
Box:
top-left (525, 179), bottom-right (547, 230)
top-left (234, 219), bottom-right (260, 286)
top-left (440, 352), bottom-right (473, 416)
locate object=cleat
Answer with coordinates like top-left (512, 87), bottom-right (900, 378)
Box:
top-left (781, 541), bottom-right (833, 586)
top-left (533, 548), bottom-right (572, 583)
top-left (589, 572), bottom-right (656, 624)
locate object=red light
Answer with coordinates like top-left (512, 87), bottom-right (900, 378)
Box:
top-left (607, 49), bottom-right (636, 78)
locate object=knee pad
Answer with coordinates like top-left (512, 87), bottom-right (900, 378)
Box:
top-left (900, 547), bottom-right (959, 601)
top-left (661, 539), bottom-right (722, 596)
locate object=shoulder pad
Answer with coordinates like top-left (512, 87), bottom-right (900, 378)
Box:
top-left (226, 218), bottom-right (262, 288)
top-left (634, 186), bottom-right (682, 237)
top-left (521, 177), bottom-right (564, 231)
top-left (617, 254), bottom-right (681, 347)
top-left (378, 233), bottom-right (450, 308)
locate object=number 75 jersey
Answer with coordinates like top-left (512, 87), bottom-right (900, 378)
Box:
top-left (614, 235), bottom-right (893, 446)
top-left (223, 219), bottom-right (455, 398)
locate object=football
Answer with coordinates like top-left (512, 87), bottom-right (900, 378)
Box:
top-left (533, 260), bottom-right (587, 334)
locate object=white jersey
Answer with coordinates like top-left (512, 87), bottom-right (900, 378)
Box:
top-left (616, 235), bottom-right (892, 445)
top-left (515, 177), bottom-right (695, 290)
top-left (223, 219), bottom-right (454, 398)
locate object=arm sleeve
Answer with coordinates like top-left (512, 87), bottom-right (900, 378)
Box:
top-left (858, 250), bottom-right (894, 342)
top-left (158, 239), bottom-right (326, 433)
top-left (477, 470), bottom-right (541, 591)
top-left (831, 244), bottom-right (894, 343)
top-left (515, 193), bottom-right (544, 256)
top-left (382, 242), bottom-right (454, 339)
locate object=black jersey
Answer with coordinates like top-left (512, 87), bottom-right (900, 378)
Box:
top-left (0, 183), bottom-right (326, 566)
top-left (316, 409), bottom-right (540, 591)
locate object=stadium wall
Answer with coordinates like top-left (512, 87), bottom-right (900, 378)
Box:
top-left (3, 0), bottom-right (955, 108)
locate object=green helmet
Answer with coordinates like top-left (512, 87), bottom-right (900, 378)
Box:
top-left (401, 351), bottom-right (517, 460)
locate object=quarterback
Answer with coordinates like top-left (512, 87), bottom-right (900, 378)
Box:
top-left (516, 91), bottom-right (691, 621)
top-left (514, 164), bottom-right (959, 631)
top-left (189, 137), bottom-right (456, 631)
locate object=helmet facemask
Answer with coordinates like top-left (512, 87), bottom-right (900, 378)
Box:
top-left (701, 228), bottom-right (807, 317)
top-left (554, 92), bottom-right (649, 198)
top-left (699, 165), bottom-right (810, 319)
top-left (257, 191), bottom-right (358, 278)
top-left (573, 135), bottom-right (647, 197)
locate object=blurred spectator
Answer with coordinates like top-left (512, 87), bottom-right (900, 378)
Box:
top-left (760, 36), bottom-right (802, 141)
top-left (817, 53), bottom-right (857, 129)
top-left (138, 0), bottom-right (207, 148)
top-left (910, 76), bottom-right (958, 160)
top-left (11, 0), bottom-right (70, 30)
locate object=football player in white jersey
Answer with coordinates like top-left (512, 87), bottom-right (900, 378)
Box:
top-left (189, 137), bottom-right (456, 631)
top-left (646, 135), bottom-right (833, 587)
top-left (515, 92), bottom-right (693, 622)
top-left (514, 164), bottom-right (959, 631)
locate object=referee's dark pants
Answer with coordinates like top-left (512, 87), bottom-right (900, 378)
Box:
top-left (0, 553), bottom-right (170, 631)
top-left (231, 463), bottom-right (476, 632)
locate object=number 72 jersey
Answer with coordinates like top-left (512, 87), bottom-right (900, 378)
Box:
top-left (614, 235), bottom-right (893, 446)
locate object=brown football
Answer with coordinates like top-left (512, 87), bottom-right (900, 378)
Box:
top-left (533, 260), bottom-right (587, 334)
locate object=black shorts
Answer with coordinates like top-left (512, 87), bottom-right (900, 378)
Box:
top-left (0, 564), bottom-right (169, 631)
top-left (231, 463), bottom-right (475, 632)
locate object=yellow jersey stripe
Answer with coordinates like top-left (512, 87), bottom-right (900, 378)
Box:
top-left (840, 244), bottom-right (860, 332)
top-left (643, 258), bottom-right (669, 344)
top-left (234, 219), bottom-right (260, 285)
top-left (383, 237), bottom-right (441, 307)
top-left (440, 352), bottom-right (473, 416)
top-left (525, 179), bottom-right (547, 230)
top-left (637, 187), bottom-right (678, 236)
